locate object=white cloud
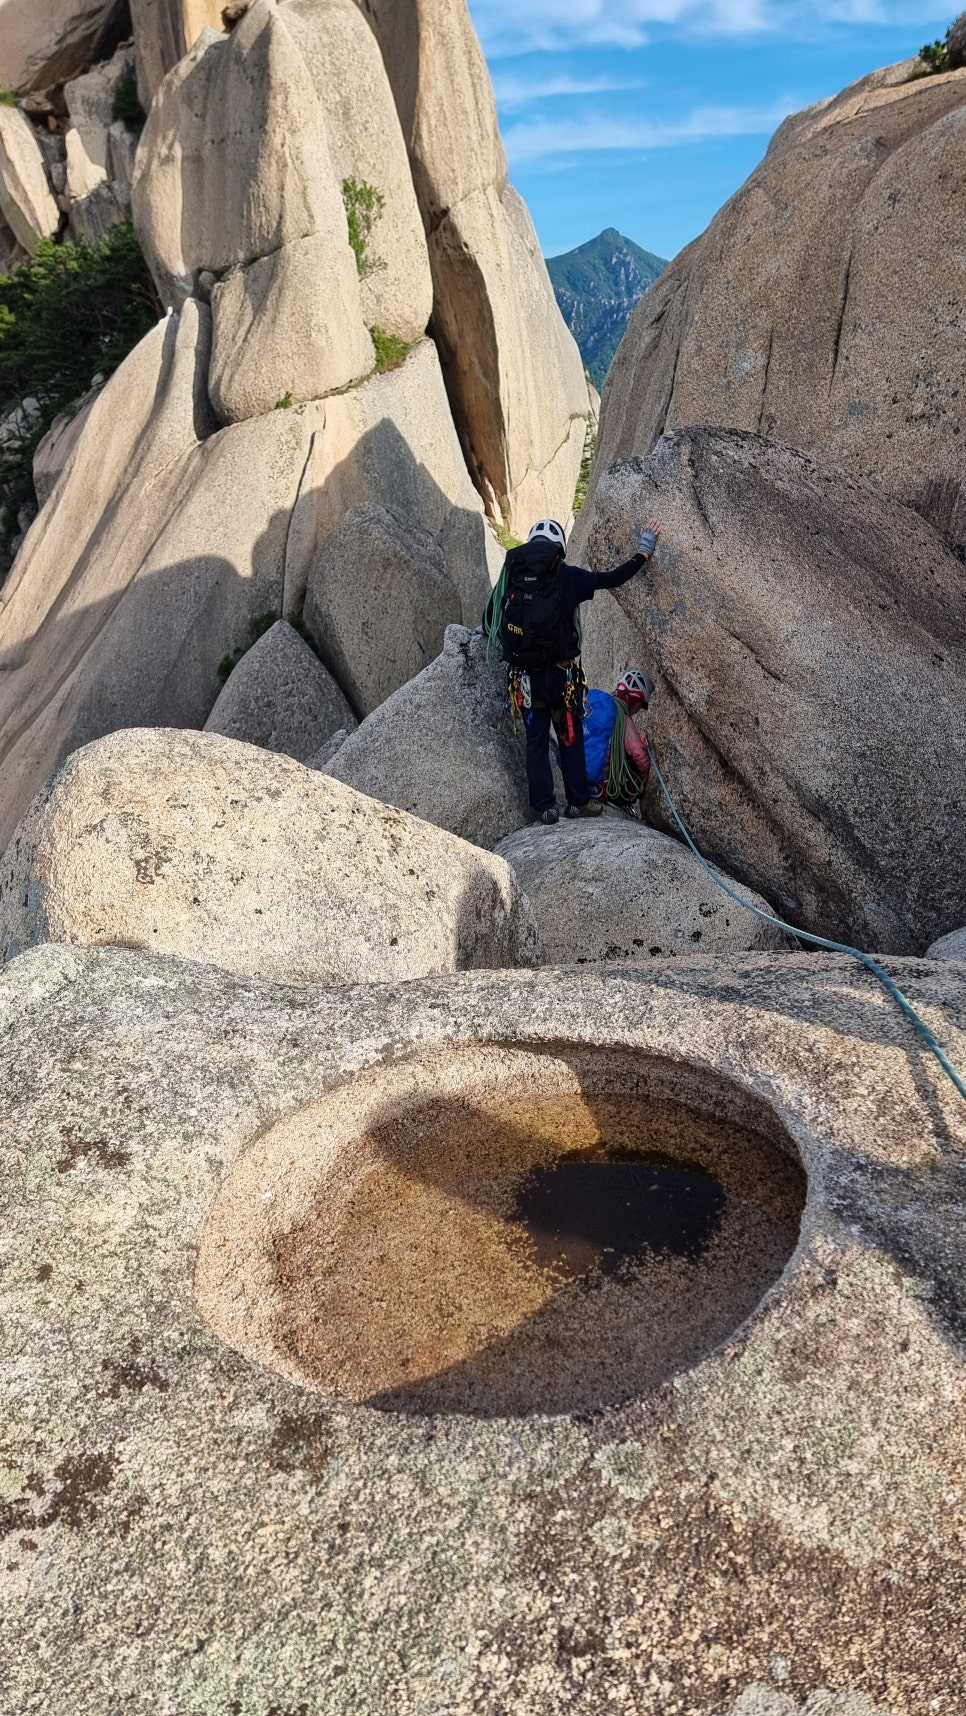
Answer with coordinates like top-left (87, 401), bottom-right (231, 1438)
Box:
top-left (470, 0), bottom-right (949, 55)
top-left (502, 97), bottom-right (798, 163)
top-left (492, 72), bottom-right (646, 106)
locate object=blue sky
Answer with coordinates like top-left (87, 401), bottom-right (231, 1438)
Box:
top-left (465, 0), bottom-right (957, 261)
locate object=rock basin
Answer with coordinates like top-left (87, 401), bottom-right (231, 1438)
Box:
top-left (2, 945), bottom-right (965, 1713)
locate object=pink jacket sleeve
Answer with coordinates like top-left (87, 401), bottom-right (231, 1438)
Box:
top-left (623, 717), bottom-right (651, 778)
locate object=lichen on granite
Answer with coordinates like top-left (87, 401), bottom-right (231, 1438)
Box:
top-left (1, 944), bottom-right (965, 1713)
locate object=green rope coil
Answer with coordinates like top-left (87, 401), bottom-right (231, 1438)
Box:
top-left (605, 702), bottom-right (648, 803)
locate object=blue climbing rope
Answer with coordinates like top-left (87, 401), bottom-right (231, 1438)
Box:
top-left (646, 740), bottom-right (966, 1106)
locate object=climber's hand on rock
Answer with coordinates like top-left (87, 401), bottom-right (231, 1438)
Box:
top-left (637, 518), bottom-right (662, 558)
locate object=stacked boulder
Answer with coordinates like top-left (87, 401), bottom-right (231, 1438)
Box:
top-left (0, 0), bottom-right (589, 850)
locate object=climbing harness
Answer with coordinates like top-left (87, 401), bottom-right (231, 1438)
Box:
top-left (646, 739), bottom-right (966, 1107)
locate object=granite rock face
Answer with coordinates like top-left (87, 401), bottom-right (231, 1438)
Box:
top-left (0, 727), bottom-right (541, 981)
top-left (208, 231), bottom-right (374, 423)
top-left (129, 0), bottom-right (227, 105)
top-left (595, 61), bottom-right (966, 555)
top-left (359, 0), bottom-right (588, 533)
top-left (304, 502), bottom-right (461, 717)
top-left (0, 0), bottom-right (127, 93)
top-left (0, 302), bottom-right (331, 854)
top-left (132, 0), bottom-right (368, 368)
top-left (203, 619), bottom-right (356, 762)
top-left (1, 942), bottom-right (964, 1710)
top-left (496, 817), bottom-right (789, 965)
top-left (279, 338), bottom-right (501, 624)
top-left (327, 624), bottom-right (531, 849)
top-left (32, 396), bottom-right (98, 507)
top-left (0, 319), bottom-right (497, 853)
top-left (63, 45), bottom-right (133, 202)
top-left (927, 928), bottom-right (966, 961)
top-left (947, 11), bottom-right (966, 69)
top-left (0, 106), bottom-right (60, 254)
top-left (283, 0), bottom-right (434, 344)
top-left (577, 429), bottom-right (966, 954)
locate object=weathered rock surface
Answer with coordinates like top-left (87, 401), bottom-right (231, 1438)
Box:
top-left (284, 0), bottom-right (434, 343)
top-left (130, 0), bottom-right (226, 106)
top-left (594, 61), bottom-right (966, 554)
top-left (0, 727), bottom-right (541, 981)
top-left (68, 178), bottom-right (125, 243)
top-left (577, 429), bottom-right (966, 953)
top-left (496, 817), bottom-right (788, 965)
top-left (0, 322), bottom-right (496, 853)
top-left (0, 0), bottom-right (127, 93)
top-left (281, 338), bottom-right (501, 624)
top-left (209, 232), bottom-right (374, 423)
top-left (730, 1694), bottom-right (885, 1716)
top-left (202, 619), bottom-right (356, 761)
top-left (304, 502), bottom-right (460, 716)
top-left (0, 301), bottom-right (335, 853)
top-left (360, 0), bottom-right (588, 532)
top-left (63, 45), bottom-right (133, 202)
top-left (948, 11), bottom-right (966, 69)
top-left (31, 393), bottom-right (98, 506)
top-left (132, 0), bottom-right (369, 419)
top-left (327, 624), bottom-right (530, 849)
top-left (0, 106), bottom-right (60, 255)
top-left (1, 941), bottom-right (965, 1708)
top-left (927, 928), bottom-right (966, 962)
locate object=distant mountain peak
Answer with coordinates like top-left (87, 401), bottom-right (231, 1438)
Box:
top-left (547, 228), bottom-right (668, 388)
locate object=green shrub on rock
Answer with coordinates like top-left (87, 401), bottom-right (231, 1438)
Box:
top-left (0, 221), bottom-right (159, 571)
top-left (342, 177), bottom-right (386, 279)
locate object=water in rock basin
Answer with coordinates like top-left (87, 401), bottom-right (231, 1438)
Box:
top-left (269, 1093), bottom-right (806, 1417)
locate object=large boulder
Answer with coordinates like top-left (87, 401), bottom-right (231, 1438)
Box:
top-left (202, 619), bottom-right (356, 761)
top-left (927, 929), bottom-right (966, 962)
top-left (594, 61), bottom-right (966, 555)
top-left (132, 0), bottom-right (372, 416)
top-left (0, 319), bottom-right (497, 854)
top-left (0, 728), bottom-right (541, 982)
top-left (578, 429), bottom-right (966, 954)
top-left (359, 0), bottom-right (588, 533)
top-left (129, 0), bottom-right (227, 107)
top-left (283, 0), bottom-right (434, 344)
top-left (63, 45), bottom-right (134, 202)
top-left (0, 106), bottom-right (60, 255)
top-left (327, 624), bottom-right (530, 849)
top-left (304, 502), bottom-right (461, 716)
top-left (208, 232), bottom-right (374, 422)
top-left (495, 818), bottom-right (788, 966)
top-left (281, 337), bottom-right (502, 624)
top-left (0, 301), bottom-right (331, 853)
top-left (2, 940), bottom-right (966, 1704)
top-left (0, 0), bottom-right (127, 93)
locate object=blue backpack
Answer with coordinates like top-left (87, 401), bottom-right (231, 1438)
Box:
top-left (582, 690), bottom-right (618, 786)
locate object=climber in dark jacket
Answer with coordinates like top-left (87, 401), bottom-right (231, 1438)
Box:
top-left (484, 516), bottom-right (661, 823)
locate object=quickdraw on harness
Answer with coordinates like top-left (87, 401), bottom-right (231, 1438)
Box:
top-left (507, 658), bottom-right (588, 743)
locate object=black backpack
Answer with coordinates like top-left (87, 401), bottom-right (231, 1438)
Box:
top-left (498, 541), bottom-right (579, 669)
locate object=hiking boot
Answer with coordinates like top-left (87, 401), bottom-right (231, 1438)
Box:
top-left (536, 807), bottom-right (560, 825)
top-left (565, 800), bottom-right (603, 819)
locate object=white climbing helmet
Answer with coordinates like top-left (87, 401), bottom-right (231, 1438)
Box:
top-left (528, 519), bottom-right (567, 550)
top-left (616, 669), bottom-right (654, 710)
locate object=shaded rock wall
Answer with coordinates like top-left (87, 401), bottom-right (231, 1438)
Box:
top-left (578, 429), bottom-right (966, 954)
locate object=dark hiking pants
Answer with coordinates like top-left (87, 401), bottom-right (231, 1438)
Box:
top-left (523, 667), bottom-right (592, 813)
